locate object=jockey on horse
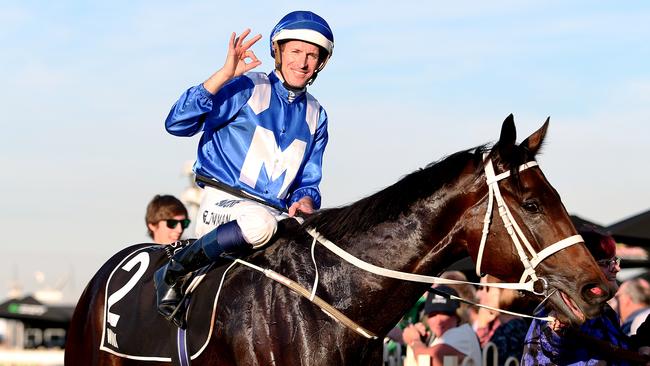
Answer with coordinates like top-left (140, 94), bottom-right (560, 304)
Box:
top-left (156, 11), bottom-right (335, 327)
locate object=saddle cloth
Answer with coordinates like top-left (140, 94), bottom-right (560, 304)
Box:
top-left (99, 244), bottom-right (229, 361)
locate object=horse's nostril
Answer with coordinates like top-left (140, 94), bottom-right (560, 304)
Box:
top-left (589, 286), bottom-right (604, 296)
top-left (583, 283), bottom-right (609, 302)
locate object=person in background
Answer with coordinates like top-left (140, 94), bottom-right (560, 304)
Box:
top-left (617, 277), bottom-right (650, 336)
top-left (402, 286), bottom-right (482, 366)
top-left (145, 194), bottom-right (190, 245)
top-left (384, 290), bottom-right (427, 350)
top-left (521, 227), bottom-right (639, 366)
top-left (474, 275), bottom-right (500, 346)
top-left (386, 271), bottom-right (478, 363)
top-left (476, 275), bottom-right (533, 366)
top-left (441, 270), bottom-right (479, 326)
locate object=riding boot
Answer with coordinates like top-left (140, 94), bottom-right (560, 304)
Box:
top-left (154, 220), bottom-right (250, 327)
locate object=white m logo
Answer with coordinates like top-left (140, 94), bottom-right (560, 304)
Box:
top-left (239, 127), bottom-right (306, 199)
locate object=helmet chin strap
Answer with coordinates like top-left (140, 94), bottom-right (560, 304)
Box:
top-left (274, 69), bottom-right (305, 95)
top-left (306, 72), bottom-right (318, 86)
top-left (306, 54), bottom-right (328, 86)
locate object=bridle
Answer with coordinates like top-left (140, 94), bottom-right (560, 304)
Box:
top-left (476, 155), bottom-right (583, 293)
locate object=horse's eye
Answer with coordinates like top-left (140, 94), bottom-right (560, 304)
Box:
top-left (523, 200), bottom-right (540, 213)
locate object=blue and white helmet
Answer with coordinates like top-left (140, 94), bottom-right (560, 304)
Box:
top-left (270, 11), bottom-right (334, 81)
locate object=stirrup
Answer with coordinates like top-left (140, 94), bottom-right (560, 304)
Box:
top-left (162, 293), bottom-right (192, 329)
top-left (159, 264), bottom-right (213, 328)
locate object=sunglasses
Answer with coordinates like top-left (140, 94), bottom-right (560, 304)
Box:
top-left (597, 256), bottom-right (621, 269)
top-left (165, 219), bottom-right (191, 229)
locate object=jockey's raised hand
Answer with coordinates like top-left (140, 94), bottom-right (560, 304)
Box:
top-left (204, 29), bottom-right (262, 94)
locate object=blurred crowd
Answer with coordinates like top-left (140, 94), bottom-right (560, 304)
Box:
top-left (385, 228), bottom-right (650, 366)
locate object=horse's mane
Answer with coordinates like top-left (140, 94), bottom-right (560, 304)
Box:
top-left (303, 138), bottom-right (541, 240)
top-left (303, 145), bottom-right (489, 238)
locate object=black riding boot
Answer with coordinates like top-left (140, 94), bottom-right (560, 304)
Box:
top-left (154, 221), bottom-right (250, 328)
top-left (154, 241), bottom-right (212, 327)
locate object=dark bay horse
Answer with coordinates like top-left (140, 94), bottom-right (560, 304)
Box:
top-left (65, 116), bottom-right (609, 365)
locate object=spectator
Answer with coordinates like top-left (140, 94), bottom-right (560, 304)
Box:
top-left (442, 270), bottom-right (479, 325)
top-left (474, 275), bottom-right (500, 346)
top-left (476, 275), bottom-right (533, 366)
top-left (402, 286), bottom-right (482, 366)
top-left (521, 227), bottom-right (635, 365)
top-left (145, 194), bottom-right (190, 245)
top-left (385, 271), bottom-right (475, 354)
top-left (617, 277), bottom-right (650, 336)
top-left (386, 291), bottom-right (427, 345)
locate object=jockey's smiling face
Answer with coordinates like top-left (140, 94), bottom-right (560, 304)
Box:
top-left (279, 40), bottom-right (320, 89)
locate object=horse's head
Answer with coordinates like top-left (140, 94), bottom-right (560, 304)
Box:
top-left (464, 114), bottom-right (609, 327)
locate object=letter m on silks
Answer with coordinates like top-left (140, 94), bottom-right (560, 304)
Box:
top-left (239, 126), bottom-right (306, 199)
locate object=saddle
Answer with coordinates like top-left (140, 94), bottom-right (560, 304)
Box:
top-left (99, 244), bottom-right (230, 362)
top-left (99, 219), bottom-right (304, 362)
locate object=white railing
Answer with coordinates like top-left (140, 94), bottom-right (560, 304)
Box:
top-left (384, 340), bottom-right (520, 366)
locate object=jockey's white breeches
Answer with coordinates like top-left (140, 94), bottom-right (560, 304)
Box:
top-left (194, 186), bottom-right (284, 248)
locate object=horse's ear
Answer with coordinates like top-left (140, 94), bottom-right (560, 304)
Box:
top-left (521, 117), bottom-right (549, 156)
top-left (498, 114), bottom-right (517, 157)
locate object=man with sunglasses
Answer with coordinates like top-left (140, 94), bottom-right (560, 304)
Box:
top-left (145, 194), bottom-right (190, 245)
top-left (156, 11), bottom-right (334, 327)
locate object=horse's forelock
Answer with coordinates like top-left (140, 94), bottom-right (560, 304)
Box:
top-left (489, 138), bottom-right (542, 179)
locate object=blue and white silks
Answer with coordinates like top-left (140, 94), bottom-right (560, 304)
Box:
top-left (165, 70), bottom-right (328, 210)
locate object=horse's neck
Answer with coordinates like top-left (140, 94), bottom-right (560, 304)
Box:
top-left (321, 173), bottom-right (483, 335)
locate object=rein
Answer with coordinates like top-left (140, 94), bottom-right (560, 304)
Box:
top-left (305, 228), bottom-right (556, 325)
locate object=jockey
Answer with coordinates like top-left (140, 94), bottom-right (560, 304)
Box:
top-left (155, 10), bottom-right (334, 327)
